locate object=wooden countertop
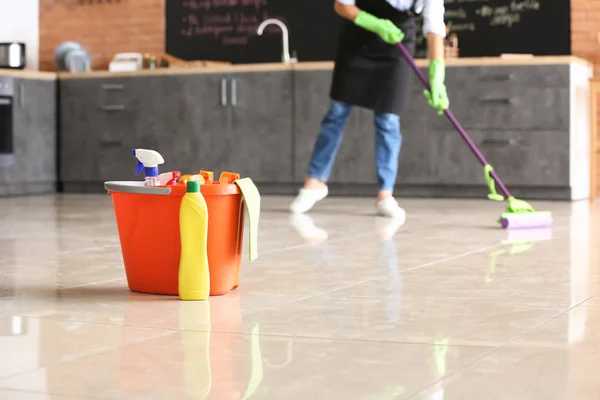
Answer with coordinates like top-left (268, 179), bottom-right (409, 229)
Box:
top-left (296, 56), bottom-right (593, 70)
top-left (58, 56), bottom-right (593, 79)
top-left (58, 63), bottom-right (295, 79)
top-left (0, 69), bottom-right (57, 80)
top-left (2, 56), bottom-right (592, 80)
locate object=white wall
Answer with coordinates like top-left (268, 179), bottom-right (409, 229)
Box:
top-left (0, 0), bottom-right (40, 70)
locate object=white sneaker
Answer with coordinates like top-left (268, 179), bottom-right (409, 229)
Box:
top-left (290, 186), bottom-right (328, 214)
top-left (376, 197), bottom-right (406, 221)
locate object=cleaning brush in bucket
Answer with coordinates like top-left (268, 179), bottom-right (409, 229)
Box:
top-left (397, 43), bottom-right (553, 230)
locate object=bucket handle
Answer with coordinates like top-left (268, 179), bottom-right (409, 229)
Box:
top-left (104, 181), bottom-right (171, 195)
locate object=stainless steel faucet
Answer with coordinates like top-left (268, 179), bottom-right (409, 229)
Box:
top-left (257, 19), bottom-right (297, 64)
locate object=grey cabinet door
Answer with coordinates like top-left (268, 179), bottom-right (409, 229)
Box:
top-left (434, 65), bottom-right (570, 130)
top-left (293, 70), bottom-right (374, 184)
top-left (60, 78), bottom-right (107, 182)
top-left (98, 76), bottom-right (172, 181)
top-left (433, 129), bottom-right (569, 187)
top-left (61, 77), bottom-right (157, 182)
top-left (129, 75), bottom-right (192, 175)
top-left (171, 73), bottom-right (233, 176)
top-left (1, 79), bottom-right (56, 184)
top-left (229, 71), bottom-right (294, 182)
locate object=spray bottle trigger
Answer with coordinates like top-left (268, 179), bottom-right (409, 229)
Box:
top-left (135, 160), bottom-right (144, 175)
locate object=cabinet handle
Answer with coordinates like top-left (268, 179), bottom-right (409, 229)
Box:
top-left (479, 97), bottom-right (514, 105)
top-left (0, 98), bottom-right (11, 105)
top-left (19, 84), bottom-right (24, 108)
top-left (100, 140), bottom-right (123, 148)
top-left (100, 105), bottom-right (125, 111)
top-left (221, 78), bottom-right (228, 106)
top-left (481, 138), bottom-right (518, 147)
top-left (479, 74), bottom-right (514, 82)
top-left (101, 84), bottom-right (125, 90)
top-left (231, 78), bottom-right (237, 106)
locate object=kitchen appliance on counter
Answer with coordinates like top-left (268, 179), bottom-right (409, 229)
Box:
top-left (143, 53), bottom-right (158, 69)
top-left (0, 77), bottom-right (14, 167)
top-left (0, 43), bottom-right (26, 69)
top-left (55, 41), bottom-right (92, 72)
top-left (109, 52), bottom-right (143, 72)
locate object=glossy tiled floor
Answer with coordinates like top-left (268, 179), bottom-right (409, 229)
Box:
top-left (0, 194), bottom-right (599, 399)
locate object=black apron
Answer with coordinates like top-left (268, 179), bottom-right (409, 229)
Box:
top-left (329, 0), bottom-right (417, 115)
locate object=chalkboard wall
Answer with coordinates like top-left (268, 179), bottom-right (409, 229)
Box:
top-left (166, 0), bottom-right (570, 64)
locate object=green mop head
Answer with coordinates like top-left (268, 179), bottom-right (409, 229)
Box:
top-left (484, 165), bottom-right (553, 229)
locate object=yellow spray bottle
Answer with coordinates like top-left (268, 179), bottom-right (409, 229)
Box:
top-left (178, 180), bottom-right (210, 301)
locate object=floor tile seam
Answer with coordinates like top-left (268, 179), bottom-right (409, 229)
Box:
top-left (0, 387), bottom-right (98, 399)
top-left (217, 282), bottom-right (379, 319)
top-left (0, 326), bottom-right (178, 384)
top-left (0, 295), bottom-right (593, 384)
top-left (257, 216), bottom-right (463, 255)
top-left (197, 328), bottom-right (503, 349)
top-left (0, 310), bottom-right (531, 351)
top-left (230, 294), bottom-right (316, 318)
top-left (258, 231), bottom-right (379, 256)
top-left (4, 244), bottom-right (122, 258)
top-left (316, 294), bottom-right (574, 307)
top-left (396, 243), bottom-right (506, 274)
top-left (320, 243), bottom-right (505, 299)
top-left (61, 277), bottom-right (127, 289)
top-left (0, 349), bottom-right (160, 391)
top-left (290, 294), bottom-right (566, 310)
top-left (191, 290), bottom-right (595, 311)
top-left (56, 244), bottom-right (122, 255)
top-left (1, 310), bottom-right (255, 335)
top-left (402, 289), bottom-right (600, 399)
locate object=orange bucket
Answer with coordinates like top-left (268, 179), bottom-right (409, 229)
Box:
top-left (106, 173), bottom-right (246, 296)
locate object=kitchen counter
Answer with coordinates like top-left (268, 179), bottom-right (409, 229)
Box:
top-left (1, 56), bottom-right (591, 80)
top-left (295, 56), bottom-right (593, 69)
top-left (57, 56), bottom-right (592, 79)
top-left (0, 55), bottom-right (593, 200)
top-left (0, 69), bottom-right (56, 80)
top-left (54, 55), bottom-right (593, 200)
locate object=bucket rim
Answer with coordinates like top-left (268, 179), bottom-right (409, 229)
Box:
top-left (105, 181), bottom-right (171, 195)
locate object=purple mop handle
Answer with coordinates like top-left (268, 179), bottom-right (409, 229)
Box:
top-left (397, 42), bottom-right (513, 199)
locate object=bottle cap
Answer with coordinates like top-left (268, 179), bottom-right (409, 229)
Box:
top-left (187, 181), bottom-right (200, 193)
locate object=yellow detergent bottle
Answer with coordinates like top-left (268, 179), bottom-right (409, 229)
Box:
top-left (178, 180), bottom-right (210, 300)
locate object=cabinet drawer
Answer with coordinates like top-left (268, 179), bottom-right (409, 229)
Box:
top-left (432, 87), bottom-right (569, 130)
top-left (425, 65), bottom-right (571, 130)
top-left (60, 107), bottom-right (162, 182)
top-left (61, 77), bottom-right (161, 110)
top-left (444, 65), bottom-right (570, 93)
top-left (410, 65), bottom-right (569, 102)
top-left (433, 129), bottom-right (569, 187)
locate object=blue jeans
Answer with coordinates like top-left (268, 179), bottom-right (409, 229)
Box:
top-left (308, 100), bottom-right (402, 191)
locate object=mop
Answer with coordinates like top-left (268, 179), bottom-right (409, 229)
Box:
top-left (397, 43), bottom-right (553, 230)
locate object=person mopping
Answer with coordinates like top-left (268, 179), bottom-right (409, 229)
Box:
top-left (290, 0), bottom-right (449, 220)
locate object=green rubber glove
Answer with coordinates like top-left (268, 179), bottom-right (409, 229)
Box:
top-left (424, 60), bottom-right (449, 115)
top-left (354, 11), bottom-right (404, 44)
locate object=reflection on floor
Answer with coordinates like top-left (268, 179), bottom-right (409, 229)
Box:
top-left (0, 194), bottom-right (599, 399)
